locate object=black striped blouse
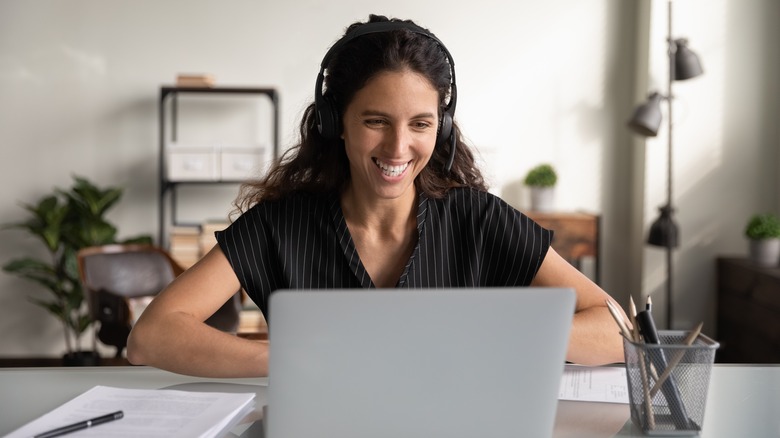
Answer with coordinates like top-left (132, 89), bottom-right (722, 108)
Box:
top-left (216, 187), bottom-right (552, 318)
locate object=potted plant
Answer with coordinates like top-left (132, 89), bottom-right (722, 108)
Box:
top-left (744, 213), bottom-right (780, 266)
top-left (524, 163), bottom-right (558, 212)
top-left (2, 175), bottom-right (151, 365)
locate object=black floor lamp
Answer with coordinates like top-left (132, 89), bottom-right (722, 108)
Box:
top-left (627, 0), bottom-right (703, 329)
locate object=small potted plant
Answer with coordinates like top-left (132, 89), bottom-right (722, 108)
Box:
top-left (744, 213), bottom-right (780, 266)
top-left (524, 163), bottom-right (557, 212)
top-left (2, 176), bottom-right (151, 365)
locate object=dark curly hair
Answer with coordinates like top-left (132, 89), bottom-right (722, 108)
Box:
top-left (234, 14), bottom-right (486, 214)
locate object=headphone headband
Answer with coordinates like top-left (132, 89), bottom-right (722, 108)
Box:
top-left (320, 21), bottom-right (453, 70)
top-left (315, 20), bottom-right (458, 172)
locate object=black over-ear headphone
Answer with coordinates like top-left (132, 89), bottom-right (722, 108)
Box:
top-left (314, 21), bottom-right (458, 172)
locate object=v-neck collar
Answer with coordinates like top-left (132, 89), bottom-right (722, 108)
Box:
top-left (329, 191), bottom-right (429, 288)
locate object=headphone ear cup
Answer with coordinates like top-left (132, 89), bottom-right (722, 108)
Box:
top-left (317, 96), bottom-right (341, 139)
top-left (436, 112), bottom-right (453, 149)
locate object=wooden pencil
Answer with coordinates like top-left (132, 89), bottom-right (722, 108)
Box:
top-left (649, 321), bottom-right (704, 398)
top-left (605, 299), bottom-right (632, 340)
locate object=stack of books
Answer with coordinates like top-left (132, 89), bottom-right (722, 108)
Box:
top-left (169, 224), bottom-right (202, 268)
top-left (168, 221), bottom-right (230, 268)
top-left (200, 221), bottom-right (229, 255)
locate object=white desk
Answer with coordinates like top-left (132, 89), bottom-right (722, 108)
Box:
top-left (1, 365), bottom-right (778, 437)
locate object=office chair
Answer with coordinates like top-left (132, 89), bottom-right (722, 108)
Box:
top-left (77, 243), bottom-right (242, 358)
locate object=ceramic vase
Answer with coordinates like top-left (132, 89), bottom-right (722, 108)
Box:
top-left (749, 238), bottom-right (780, 267)
top-left (530, 187), bottom-right (555, 212)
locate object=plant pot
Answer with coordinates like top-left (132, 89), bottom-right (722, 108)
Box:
top-left (530, 187), bottom-right (555, 212)
top-left (748, 238), bottom-right (780, 267)
top-left (62, 351), bottom-right (101, 367)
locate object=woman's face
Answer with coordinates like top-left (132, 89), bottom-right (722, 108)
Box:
top-left (341, 69), bottom-right (439, 203)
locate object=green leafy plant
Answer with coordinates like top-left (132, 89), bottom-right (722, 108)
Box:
top-left (524, 163), bottom-right (558, 188)
top-left (744, 213), bottom-right (780, 240)
top-left (2, 175), bottom-right (151, 357)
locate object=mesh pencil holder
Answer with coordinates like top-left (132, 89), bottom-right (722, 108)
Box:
top-left (623, 330), bottom-right (719, 435)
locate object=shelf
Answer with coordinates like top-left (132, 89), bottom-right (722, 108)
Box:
top-left (161, 85), bottom-right (279, 97)
top-left (158, 86), bottom-right (279, 246)
top-left (163, 180), bottom-right (250, 185)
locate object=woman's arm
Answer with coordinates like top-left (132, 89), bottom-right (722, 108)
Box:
top-left (126, 245), bottom-right (268, 377)
top-left (531, 247), bottom-right (626, 366)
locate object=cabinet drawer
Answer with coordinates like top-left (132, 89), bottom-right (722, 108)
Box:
top-left (167, 148), bottom-right (218, 181)
top-left (220, 148), bottom-right (265, 181)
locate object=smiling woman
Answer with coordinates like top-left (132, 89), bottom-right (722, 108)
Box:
top-left (126, 14), bottom-right (627, 378)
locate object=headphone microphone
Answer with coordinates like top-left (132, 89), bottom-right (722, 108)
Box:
top-left (314, 21), bottom-right (458, 173)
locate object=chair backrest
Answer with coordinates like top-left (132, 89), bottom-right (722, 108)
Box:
top-left (77, 243), bottom-right (242, 356)
top-left (77, 244), bottom-right (183, 317)
top-left (76, 244), bottom-right (185, 356)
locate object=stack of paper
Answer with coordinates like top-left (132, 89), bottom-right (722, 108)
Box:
top-left (558, 364), bottom-right (629, 404)
top-left (6, 385), bottom-right (255, 437)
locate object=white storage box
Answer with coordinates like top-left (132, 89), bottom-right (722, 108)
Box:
top-left (220, 147), bottom-right (266, 181)
top-left (166, 145), bottom-right (219, 181)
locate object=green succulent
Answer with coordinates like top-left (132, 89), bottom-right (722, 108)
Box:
top-left (744, 213), bottom-right (780, 240)
top-left (524, 164), bottom-right (558, 188)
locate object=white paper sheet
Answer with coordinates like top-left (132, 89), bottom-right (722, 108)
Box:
top-left (558, 364), bottom-right (629, 404)
top-left (6, 385), bottom-right (255, 438)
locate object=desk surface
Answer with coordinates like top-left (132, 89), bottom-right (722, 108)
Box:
top-left (1, 365), bottom-right (778, 437)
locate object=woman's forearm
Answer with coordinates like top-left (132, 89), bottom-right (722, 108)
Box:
top-left (566, 305), bottom-right (625, 365)
top-left (127, 311), bottom-right (268, 378)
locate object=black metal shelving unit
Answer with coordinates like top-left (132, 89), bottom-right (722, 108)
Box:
top-left (158, 86), bottom-right (279, 246)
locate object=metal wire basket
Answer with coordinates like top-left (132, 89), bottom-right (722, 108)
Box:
top-left (623, 330), bottom-right (719, 435)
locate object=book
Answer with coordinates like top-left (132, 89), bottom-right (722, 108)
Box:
top-left (176, 73), bottom-right (216, 88)
top-left (170, 224), bottom-right (204, 267)
top-left (6, 385), bottom-right (255, 438)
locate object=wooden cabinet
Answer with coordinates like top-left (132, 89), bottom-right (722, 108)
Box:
top-left (716, 257), bottom-right (780, 363)
top-left (525, 211), bottom-right (600, 284)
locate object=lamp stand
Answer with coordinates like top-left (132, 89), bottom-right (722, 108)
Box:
top-left (629, 0), bottom-right (703, 330)
top-left (663, 0), bottom-right (675, 329)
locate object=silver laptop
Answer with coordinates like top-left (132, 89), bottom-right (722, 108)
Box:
top-left (266, 287), bottom-right (575, 438)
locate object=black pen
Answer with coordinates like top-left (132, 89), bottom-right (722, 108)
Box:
top-left (34, 410), bottom-right (124, 438)
top-left (635, 307), bottom-right (692, 430)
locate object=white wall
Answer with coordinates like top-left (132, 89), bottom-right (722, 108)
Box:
top-left (0, 0), bottom-right (776, 357)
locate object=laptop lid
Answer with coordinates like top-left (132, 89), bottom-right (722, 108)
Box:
top-left (266, 287), bottom-right (575, 438)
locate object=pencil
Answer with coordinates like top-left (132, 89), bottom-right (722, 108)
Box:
top-left (649, 321), bottom-right (704, 398)
top-left (629, 295), bottom-right (640, 342)
top-left (625, 296), bottom-right (655, 429)
top-left (636, 348), bottom-right (656, 429)
top-left (605, 299), bottom-right (632, 340)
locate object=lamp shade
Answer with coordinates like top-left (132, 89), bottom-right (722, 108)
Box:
top-left (627, 92), bottom-right (663, 137)
top-left (674, 38), bottom-right (704, 80)
top-left (647, 205), bottom-right (679, 248)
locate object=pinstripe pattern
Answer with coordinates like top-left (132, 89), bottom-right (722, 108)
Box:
top-left (216, 187), bottom-right (552, 318)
